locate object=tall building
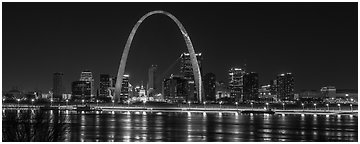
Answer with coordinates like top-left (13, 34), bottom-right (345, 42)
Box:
top-left (53, 72), bottom-right (64, 101)
top-left (243, 72), bottom-right (259, 102)
top-left (228, 67), bottom-right (246, 102)
top-left (203, 73), bottom-right (216, 102)
top-left (71, 81), bottom-right (91, 102)
top-left (147, 65), bottom-right (158, 96)
top-left (162, 74), bottom-right (188, 103)
top-left (79, 70), bottom-right (95, 98)
top-left (119, 74), bottom-right (130, 102)
top-left (99, 74), bottom-right (111, 99)
top-left (276, 73), bottom-right (295, 101)
top-left (180, 52), bottom-right (202, 102)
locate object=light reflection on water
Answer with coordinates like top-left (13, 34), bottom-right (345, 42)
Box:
top-left (3, 110), bottom-right (358, 142)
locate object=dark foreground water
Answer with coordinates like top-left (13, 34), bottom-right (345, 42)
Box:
top-left (3, 110), bottom-right (358, 142)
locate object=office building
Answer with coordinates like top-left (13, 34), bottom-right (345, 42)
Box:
top-left (147, 65), bottom-right (158, 96)
top-left (71, 81), bottom-right (91, 102)
top-left (228, 67), bottom-right (246, 102)
top-left (203, 72), bottom-right (216, 102)
top-left (162, 74), bottom-right (188, 103)
top-left (243, 72), bottom-right (259, 102)
top-left (276, 73), bottom-right (295, 101)
top-left (79, 70), bottom-right (95, 98)
top-left (180, 52), bottom-right (202, 102)
top-left (119, 74), bottom-right (130, 102)
top-left (53, 72), bottom-right (65, 101)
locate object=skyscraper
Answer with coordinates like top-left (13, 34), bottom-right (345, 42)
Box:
top-left (276, 73), bottom-right (295, 101)
top-left (203, 72), bottom-right (216, 102)
top-left (147, 64), bottom-right (157, 96)
top-left (180, 52), bottom-right (202, 102)
top-left (243, 72), bottom-right (259, 102)
top-left (53, 72), bottom-right (64, 101)
top-left (71, 81), bottom-right (91, 102)
top-left (162, 74), bottom-right (187, 103)
top-left (119, 74), bottom-right (130, 102)
top-left (79, 70), bottom-right (95, 98)
top-left (99, 74), bottom-right (111, 98)
top-left (228, 67), bottom-right (246, 102)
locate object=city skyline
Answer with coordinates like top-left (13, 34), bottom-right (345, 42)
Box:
top-left (3, 2), bottom-right (357, 93)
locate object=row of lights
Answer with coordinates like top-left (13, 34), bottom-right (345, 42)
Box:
top-left (10, 98), bottom-right (354, 112)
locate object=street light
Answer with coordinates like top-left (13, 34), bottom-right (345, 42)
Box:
top-left (302, 103), bottom-right (304, 111)
top-left (127, 100), bottom-right (130, 108)
top-left (50, 99), bottom-right (53, 106)
top-left (31, 99), bottom-right (34, 108)
top-left (326, 104), bottom-right (329, 111)
top-left (350, 104), bottom-right (353, 112)
top-left (251, 102), bottom-right (254, 110)
top-left (235, 102), bottom-right (239, 110)
top-left (143, 101), bottom-right (146, 109)
top-left (314, 103), bottom-right (317, 111)
top-left (282, 103), bottom-right (285, 110)
top-left (66, 99), bottom-right (69, 107)
top-left (112, 100), bottom-right (115, 108)
top-left (266, 103), bottom-right (269, 110)
top-left (203, 102), bottom-right (206, 109)
top-left (219, 101), bottom-right (223, 110)
top-left (17, 99), bottom-right (20, 108)
top-left (338, 104), bottom-right (341, 111)
top-left (96, 100), bottom-right (99, 106)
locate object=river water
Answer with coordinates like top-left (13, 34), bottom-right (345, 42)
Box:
top-left (3, 110), bottom-right (358, 142)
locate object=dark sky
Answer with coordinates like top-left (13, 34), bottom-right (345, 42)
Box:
top-left (3, 2), bottom-right (358, 93)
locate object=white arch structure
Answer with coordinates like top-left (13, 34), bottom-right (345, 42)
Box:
top-left (115, 10), bottom-right (203, 103)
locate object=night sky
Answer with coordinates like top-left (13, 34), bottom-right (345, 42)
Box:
top-left (3, 2), bottom-right (358, 93)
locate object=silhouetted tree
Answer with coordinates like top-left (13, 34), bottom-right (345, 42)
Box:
top-left (2, 110), bottom-right (69, 142)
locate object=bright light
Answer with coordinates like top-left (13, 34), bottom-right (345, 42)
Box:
top-left (235, 102), bottom-right (238, 105)
top-left (345, 94), bottom-right (349, 97)
top-left (112, 100), bottom-right (115, 103)
top-left (282, 103), bottom-right (285, 106)
top-left (266, 103), bottom-right (269, 105)
top-left (350, 104), bottom-right (352, 107)
top-left (314, 103), bottom-right (316, 106)
top-left (31, 99), bottom-right (34, 102)
top-left (143, 101), bottom-right (146, 104)
top-left (50, 99), bottom-right (53, 102)
top-left (17, 99), bottom-right (20, 102)
top-left (338, 104), bottom-right (341, 106)
top-left (82, 99), bottom-right (84, 102)
top-left (326, 104), bottom-right (329, 106)
top-left (302, 103), bottom-right (304, 106)
top-left (203, 102), bottom-right (206, 104)
top-left (96, 100), bottom-right (99, 102)
top-left (66, 100), bottom-right (69, 102)
top-left (188, 101), bottom-right (191, 104)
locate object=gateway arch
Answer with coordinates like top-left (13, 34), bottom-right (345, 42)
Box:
top-left (115, 10), bottom-right (204, 103)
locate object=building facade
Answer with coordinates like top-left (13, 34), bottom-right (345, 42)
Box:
top-left (147, 64), bottom-right (158, 96)
top-left (180, 52), bottom-right (202, 102)
top-left (71, 81), bottom-right (91, 102)
top-left (243, 72), bottom-right (259, 102)
top-left (276, 73), bottom-right (295, 101)
top-left (228, 67), bottom-right (246, 102)
top-left (53, 72), bottom-right (64, 101)
top-left (203, 72), bottom-right (216, 102)
top-left (79, 70), bottom-right (95, 99)
top-left (162, 74), bottom-right (188, 103)
top-left (119, 74), bottom-right (130, 103)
